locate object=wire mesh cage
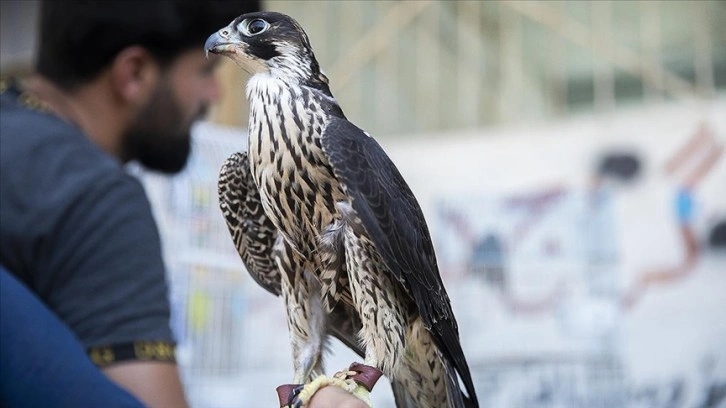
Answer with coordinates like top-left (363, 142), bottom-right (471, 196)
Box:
top-left (139, 123), bottom-right (292, 407)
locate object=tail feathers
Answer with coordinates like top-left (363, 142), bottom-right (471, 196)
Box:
top-left (444, 358), bottom-right (478, 408)
top-left (390, 379), bottom-right (417, 408)
top-left (392, 359), bottom-right (473, 408)
top-left (437, 324), bottom-right (479, 407)
top-left (394, 317), bottom-right (478, 408)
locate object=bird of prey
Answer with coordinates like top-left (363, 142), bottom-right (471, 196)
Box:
top-left (207, 11), bottom-right (479, 408)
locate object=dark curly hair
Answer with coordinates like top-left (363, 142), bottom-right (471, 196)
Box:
top-left (35, 0), bottom-right (260, 90)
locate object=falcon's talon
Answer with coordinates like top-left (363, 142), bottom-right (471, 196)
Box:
top-left (287, 385), bottom-right (304, 407)
top-left (276, 383), bottom-right (304, 408)
top-left (345, 362), bottom-right (383, 392)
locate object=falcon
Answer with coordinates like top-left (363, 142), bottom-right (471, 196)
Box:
top-left (207, 11), bottom-right (478, 408)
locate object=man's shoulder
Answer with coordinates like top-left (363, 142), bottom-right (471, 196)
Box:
top-left (1, 84), bottom-right (137, 196)
top-left (2, 92), bottom-right (112, 167)
top-left (0, 84), bottom-right (149, 250)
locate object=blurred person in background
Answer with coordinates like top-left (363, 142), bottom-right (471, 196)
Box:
top-left (0, 1), bottom-right (368, 406)
top-left (0, 1), bottom-right (256, 406)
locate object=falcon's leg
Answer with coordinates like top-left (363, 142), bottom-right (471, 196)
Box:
top-left (341, 223), bottom-right (409, 378)
top-left (275, 238), bottom-right (327, 383)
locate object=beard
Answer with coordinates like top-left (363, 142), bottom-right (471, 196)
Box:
top-left (122, 80), bottom-right (205, 174)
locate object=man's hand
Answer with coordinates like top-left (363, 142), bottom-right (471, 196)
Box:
top-left (308, 386), bottom-right (368, 408)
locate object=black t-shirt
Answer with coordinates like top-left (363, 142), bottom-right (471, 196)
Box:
top-left (0, 79), bottom-right (175, 365)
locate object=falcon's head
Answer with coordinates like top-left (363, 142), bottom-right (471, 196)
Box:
top-left (205, 11), bottom-right (328, 87)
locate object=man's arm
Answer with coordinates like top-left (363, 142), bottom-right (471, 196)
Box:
top-left (41, 172), bottom-right (188, 406)
top-left (104, 362), bottom-right (189, 408)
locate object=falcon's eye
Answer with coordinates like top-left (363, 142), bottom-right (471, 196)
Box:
top-left (245, 19), bottom-right (269, 36)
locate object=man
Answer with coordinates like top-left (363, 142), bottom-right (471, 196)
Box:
top-left (0, 1), bottom-right (260, 406)
top-left (0, 1), bottom-right (367, 407)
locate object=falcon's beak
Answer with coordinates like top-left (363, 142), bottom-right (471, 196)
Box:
top-left (205, 30), bottom-right (239, 59)
top-left (205, 26), bottom-right (268, 74)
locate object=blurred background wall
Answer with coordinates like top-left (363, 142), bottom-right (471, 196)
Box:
top-left (240, 1), bottom-right (726, 136)
top-left (2, 1), bottom-right (725, 407)
top-left (5, 1), bottom-right (725, 134)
